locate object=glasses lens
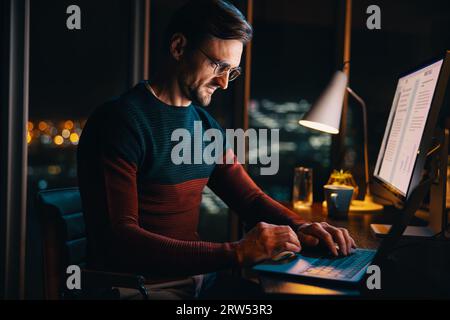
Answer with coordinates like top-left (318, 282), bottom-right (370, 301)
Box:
top-left (228, 68), bottom-right (241, 81)
top-left (216, 64), bottom-right (229, 75)
top-left (214, 63), bottom-right (241, 81)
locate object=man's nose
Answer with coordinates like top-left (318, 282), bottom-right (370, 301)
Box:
top-left (216, 72), bottom-right (229, 90)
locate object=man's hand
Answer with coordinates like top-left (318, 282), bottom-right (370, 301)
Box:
top-left (235, 222), bottom-right (301, 266)
top-left (296, 222), bottom-right (356, 256)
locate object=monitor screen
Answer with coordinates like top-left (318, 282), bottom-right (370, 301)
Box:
top-left (373, 59), bottom-right (444, 196)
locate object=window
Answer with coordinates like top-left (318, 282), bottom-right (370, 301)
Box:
top-left (249, 0), bottom-right (339, 203)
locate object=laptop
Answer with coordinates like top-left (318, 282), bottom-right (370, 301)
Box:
top-left (253, 178), bottom-right (431, 285)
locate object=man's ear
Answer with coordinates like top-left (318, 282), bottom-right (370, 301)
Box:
top-left (169, 33), bottom-right (187, 61)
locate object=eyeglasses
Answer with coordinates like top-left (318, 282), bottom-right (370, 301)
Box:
top-left (198, 47), bottom-right (242, 82)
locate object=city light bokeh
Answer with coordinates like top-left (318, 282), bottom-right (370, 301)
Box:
top-left (27, 119), bottom-right (86, 190)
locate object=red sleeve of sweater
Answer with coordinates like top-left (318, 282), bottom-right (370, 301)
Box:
top-left (207, 149), bottom-right (307, 231)
top-left (101, 155), bottom-right (239, 276)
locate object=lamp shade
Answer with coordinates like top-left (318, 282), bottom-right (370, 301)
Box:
top-left (299, 71), bottom-right (348, 134)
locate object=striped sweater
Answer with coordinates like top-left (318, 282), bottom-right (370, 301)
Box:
top-left (77, 81), bottom-right (305, 277)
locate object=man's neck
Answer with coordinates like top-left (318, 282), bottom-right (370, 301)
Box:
top-left (148, 74), bottom-right (191, 107)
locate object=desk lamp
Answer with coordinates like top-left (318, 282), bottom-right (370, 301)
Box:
top-left (299, 71), bottom-right (383, 212)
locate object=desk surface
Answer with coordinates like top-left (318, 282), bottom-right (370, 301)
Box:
top-left (250, 202), bottom-right (450, 298)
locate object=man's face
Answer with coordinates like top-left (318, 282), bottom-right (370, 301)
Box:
top-left (178, 37), bottom-right (243, 106)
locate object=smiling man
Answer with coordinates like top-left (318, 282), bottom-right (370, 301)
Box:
top-left (77, 0), bottom-right (356, 299)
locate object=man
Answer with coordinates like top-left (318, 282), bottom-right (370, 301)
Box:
top-left (77, 0), bottom-right (356, 299)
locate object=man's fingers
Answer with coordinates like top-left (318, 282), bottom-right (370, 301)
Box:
top-left (324, 226), bottom-right (347, 255)
top-left (298, 232), bottom-right (320, 247)
top-left (275, 233), bottom-right (301, 249)
top-left (340, 228), bottom-right (355, 253)
top-left (272, 226), bottom-right (301, 247)
top-left (288, 228), bottom-right (301, 247)
top-left (303, 223), bottom-right (338, 256)
top-left (271, 240), bottom-right (301, 255)
top-left (297, 223), bottom-right (357, 255)
top-left (281, 241), bottom-right (301, 253)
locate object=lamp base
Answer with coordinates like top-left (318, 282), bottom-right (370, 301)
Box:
top-left (349, 198), bottom-right (384, 212)
top-left (322, 195), bottom-right (384, 213)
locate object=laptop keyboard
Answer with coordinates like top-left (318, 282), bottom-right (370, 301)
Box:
top-left (301, 249), bottom-right (376, 280)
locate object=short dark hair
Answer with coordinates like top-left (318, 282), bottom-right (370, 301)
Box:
top-left (165, 0), bottom-right (253, 52)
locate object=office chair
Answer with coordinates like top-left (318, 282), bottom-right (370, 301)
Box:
top-left (37, 187), bottom-right (149, 300)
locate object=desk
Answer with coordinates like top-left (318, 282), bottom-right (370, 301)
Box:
top-left (249, 203), bottom-right (450, 298)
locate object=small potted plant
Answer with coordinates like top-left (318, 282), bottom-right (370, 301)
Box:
top-left (326, 169), bottom-right (359, 200)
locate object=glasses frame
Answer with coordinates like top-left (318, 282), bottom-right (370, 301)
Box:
top-left (198, 47), bottom-right (242, 82)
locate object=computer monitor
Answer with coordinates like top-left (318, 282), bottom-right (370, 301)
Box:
top-left (371, 51), bottom-right (450, 208)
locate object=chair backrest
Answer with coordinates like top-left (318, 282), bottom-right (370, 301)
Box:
top-left (37, 187), bottom-right (87, 299)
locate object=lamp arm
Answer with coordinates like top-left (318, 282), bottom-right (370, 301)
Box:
top-left (346, 87), bottom-right (371, 197)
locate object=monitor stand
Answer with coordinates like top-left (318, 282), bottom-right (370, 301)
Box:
top-left (371, 128), bottom-right (449, 238)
